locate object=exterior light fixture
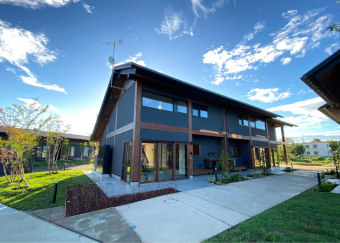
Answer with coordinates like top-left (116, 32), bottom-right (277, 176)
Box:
top-left (158, 101), bottom-right (162, 110)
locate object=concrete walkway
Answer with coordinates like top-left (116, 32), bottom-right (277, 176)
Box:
top-left (0, 207), bottom-right (96, 242)
top-left (116, 170), bottom-right (319, 242)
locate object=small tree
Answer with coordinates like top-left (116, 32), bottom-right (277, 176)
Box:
top-left (45, 117), bottom-right (70, 174)
top-left (62, 139), bottom-right (70, 161)
top-left (79, 142), bottom-right (87, 160)
top-left (89, 141), bottom-right (99, 159)
top-left (328, 140), bottom-right (339, 152)
top-left (312, 138), bottom-right (321, 142)
top-left (292, 144), bottom-right (305, 156)
top-left (216, 150), bottom-right (233, 181)
top-left (0, 98), bottom-right (52, 188)
top-left (0, 138), bottom-right (15, 183)
top-left (333, 150), bottom-right (340, 178)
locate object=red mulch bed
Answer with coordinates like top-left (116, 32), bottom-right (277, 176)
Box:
top-left (65, 183), bottom-right (178, 217)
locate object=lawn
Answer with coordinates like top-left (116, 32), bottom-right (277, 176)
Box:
top-left (33, 159), bottom-right (93, 167)
top-left (0, 169), bottom-right (93, 211)
top-left (205, 192), bottom-right (340, 242)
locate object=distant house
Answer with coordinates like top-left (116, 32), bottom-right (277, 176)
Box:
top-left (301, 49), bottom-right (340, 125)
top-left (302, 141), bottom-right (332, 157)
top-left (0, 127), bottom-right (90, 162)
top-left (91, 62), bottom-right (295, 185)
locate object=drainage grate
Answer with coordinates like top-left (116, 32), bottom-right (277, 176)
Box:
top-left (164, 199), bottom-right (178, 204)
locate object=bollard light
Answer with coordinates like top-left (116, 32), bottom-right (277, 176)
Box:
top-left (317, 172), bottom-right (321, 185)
top-left (64, 163), bottom-right (66, 171)
top-left (215, 167), bottom-right (218, 182)
top-left (52, 181), bottom-right (58, 204)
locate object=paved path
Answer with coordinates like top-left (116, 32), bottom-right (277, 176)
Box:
top-left (116, 169), bottom-right (319, 242)
top-left (33, 164), bottom-right (93, 173)
top-left (0, 208), bottom-right (96, 242)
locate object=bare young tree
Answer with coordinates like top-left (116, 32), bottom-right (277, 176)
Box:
top-left (0, 98), bottom-right (52, 188)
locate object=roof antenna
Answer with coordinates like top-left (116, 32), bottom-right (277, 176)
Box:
top-left (101, 37), bottom-right (123, 70)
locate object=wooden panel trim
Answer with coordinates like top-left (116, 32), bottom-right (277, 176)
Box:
top-left (222, 107), bottom-right (227, 154)
top-left (140, 122), bottom-right (189, 134)
top-left (192, 129), bottom-right (225, 138)
top-left (227, 134), bottom-right (250, 140)
top-left (251, 136), bottom-right (269, 142)
top-left (131, 80), bottom-right (142, 182)
top-left (265, 121), bottom-right (272, 168)
top-left (188, 96), bottom-right (193, 177)
top-left (116, 122), bottom-right (135, 136)
top-left (281, 126), bottom-right (289, 164)
top-left (112, 99), bottom-right (119, 174)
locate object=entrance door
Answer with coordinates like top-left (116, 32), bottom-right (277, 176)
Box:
top-left (175, 143), bottom-right (188, 179)
top-left (121, 141), bottom-right (132, 182)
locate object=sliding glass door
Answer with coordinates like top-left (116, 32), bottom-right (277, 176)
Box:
top-left (140, 142), bottom-right (188, 183)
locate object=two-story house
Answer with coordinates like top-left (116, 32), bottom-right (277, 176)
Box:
top-left (90, 63), bottom-right (295, 185)
top-left (302, 142), bottom-right (332, 157)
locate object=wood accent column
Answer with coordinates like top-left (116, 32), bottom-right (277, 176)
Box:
top-left (281, 126), bottom-right (289, 165)
top-left (111, 100), bottom-right (119, 174)
top-left (222, 108), bottom-right (227, 152)
top-left (276, 148), bottom-right (280, 166)
top-left (188, 96), bottom-right (193, 177)
top-left (248, 113), bottom-right (255, 169)
top-left (266, 121), bottom-right (272, 169)
top-left (131, 81), bottom-right (142, 183)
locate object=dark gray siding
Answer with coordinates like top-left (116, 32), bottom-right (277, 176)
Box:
top-left (227, 139), bottom-right (250, 167)
top-left (117, 83), bottom-right (135, 129)
top-left (192, 98), bottom-right (224, 132)
top-left (140, 129), bottom-right (189, 142)
top-left (108, 104), bottom-right (118, 133)
top-left (270, 144), bottom-right (278, 149)
top-left (112, 130), bottom-right (133, 176)
top-left (268, 122), bottom-right (277, 141)
top-left (141, 81), bottom-right (188, 128)
top-left (252, 141), bottom-right (269, 147)
top-left (192, 135), bottom-right (222, 170)
top-left (225, 109), bottom-right (250, 136)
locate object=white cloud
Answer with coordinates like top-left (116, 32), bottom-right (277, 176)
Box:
top-left (110, 52), bottom-right (146, 68)
top-left (155, 8), bottom-right (185, 40)
top-left (0, 19), bottom-right (66, 93)
top-left (17, 98), bottom-right (59, 112)
top-left (325, 42), bottom-right (340, 55)
top-left (0, 0), bottom-right (80, 9)
top-left (246, 88), bottom-right (292, 103)
top-left (82, 3), bottom-right (94, 13)
top-left (203, 8), bottom-right (332, 85)
top-left (280, 57), bottom-right (292, 65)
top-left (5, 66), bottom-right (15, 73)
top-left (268, 97), bottom-right (328, 129)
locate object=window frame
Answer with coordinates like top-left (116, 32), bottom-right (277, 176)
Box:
top-left (314, 151), bottom-right (319, 155)
top-left (255, 120), bottom-right (266, 130)
top-left (192, 103), bottom-right (209, 118)
top-left (238, 115), bottom-right (249, 127)
top-left (313, 145), bottom-right (317, 148)
top-left (306, 152), bottom-right (310, 155)
top-left (305, 145), bottom-right (309, 148)
top-left (69, 146), bottom-right (75, 157)
top-left (231, 146), bottom-right (242, 157)
top-left (192, 144), bottom-right (201, 157)
top-left (176, 100), bottom-right (188, 114)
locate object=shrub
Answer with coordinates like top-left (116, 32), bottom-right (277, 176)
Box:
top-left (283, 167), bottom-right (293, 172)
top-left (230, 173), bottom-right (241, 182)
top-left (319, 181), bottom-right (335, 192)
top-left (316, 156), bottom-right (325, 161)
top-left (247, 173), bottom-right (262, 178)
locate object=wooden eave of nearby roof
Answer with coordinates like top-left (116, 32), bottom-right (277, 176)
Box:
top-left (318, 103), bottom-right (340, 125)
top-left (300, 49), bottom-right (340, 108)
top-left (90, 62), bottom-right (286, 141)
top-left (268, 118), bottom-right (297, 127)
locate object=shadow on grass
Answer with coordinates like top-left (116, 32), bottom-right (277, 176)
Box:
top-left (0, 170), bottom-right (93, 211)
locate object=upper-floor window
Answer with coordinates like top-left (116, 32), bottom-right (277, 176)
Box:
top-left (305, 145), bottom-right (309, 148)
top-left (177, 100), bottom-right (187, 114)
top-left (249, 118), bottom-right (255, 128)
top-left (314, 151), bottom-right (318, 155)
top-left (306, 152), bottom-right (310, 155)
top-left (142, 91), bottom-right (173, 112)
top-left (313, 145), bottom-right (317, 148)
top-left (255, 120), bottom-right (266, 130)
top-left (192, 103), bottom-right (208, 118)
top-left (238, 116), bottom-right (249, 126)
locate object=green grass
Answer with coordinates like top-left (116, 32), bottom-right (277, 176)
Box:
top-left (33, 159), bottom-right (93, 167)
top-left (205, 192), bottom-right (340, 242)
top-left (0, 169), bottom-right (93, 211)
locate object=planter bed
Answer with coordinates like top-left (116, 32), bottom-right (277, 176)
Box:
top-left (293, 162), bottom-right (323, 166)
top-left (65, 183), bottom-right (178, 217)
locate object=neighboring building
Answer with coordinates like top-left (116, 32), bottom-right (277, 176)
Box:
top-left (91, 62), bottom-right (295, 185)
top-left (0, 127), bottom-right (90, 162)
top-left (301, 49), bottom-right (340, 125)
top-left (302, 142), bottom-right (332, 157)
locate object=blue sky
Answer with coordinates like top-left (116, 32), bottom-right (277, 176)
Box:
top-left (0, 0), bottom-right (339, 142)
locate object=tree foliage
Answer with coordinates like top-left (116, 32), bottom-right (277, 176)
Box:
top-left (216, 150), bottom-right (233, 180)
top-left (0, 98), bottom-right (52, 188)
top-left (312, 138), bottom-right (321, 142)
top-left (328, 140), bottom-right (339, 152)
top-left (62, 139), bottom-right (70, 161)
top-left (327, 1), bottom-right (340, 32)
top-left (291, 144), bottom-right (306, 156)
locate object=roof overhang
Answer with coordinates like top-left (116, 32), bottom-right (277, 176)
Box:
top-left (268, 118), bottom-right (297, 127)
top-left (91, 63), bottom-right (286, 140)
top-left (300, 49), bottom-right (340, 108)
top-left (318, 103), bottom-right (340, 125)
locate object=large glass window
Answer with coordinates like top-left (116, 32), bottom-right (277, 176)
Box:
top-left (177, 100), bottom-right (187, 114)
top-left (142, 91), bottom-right (173, 112)
top-left (255, 120), bottom-right (266, 130)
top-left (84, 147), bottom-right (89, 157)
top-left (238, 116), bottom-right (249, 126)
top-left (250, 118), bottom-right (255, 128)
top-left (69, 146), bottom-right (75, 157)
top-left (160, 143), bottom-right (173, 181)
top-left (140, 143), bottom-right (157, 182)
top-left (192, 103), bottom-right (208, 118)
top-left (42, 146), bottom-right (48, 159)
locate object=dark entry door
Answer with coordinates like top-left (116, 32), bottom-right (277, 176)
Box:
top-left (121, 141), bottom-right (132, 182)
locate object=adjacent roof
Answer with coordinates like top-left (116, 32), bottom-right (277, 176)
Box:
top-left (91, 62), bottom-right (290, 140)
top-left (300, 49), bottom-right (340, 125)
top-left (269, 118), bottom-right (297, 127)
top-left (0, 127), bottom-right (89, 141)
